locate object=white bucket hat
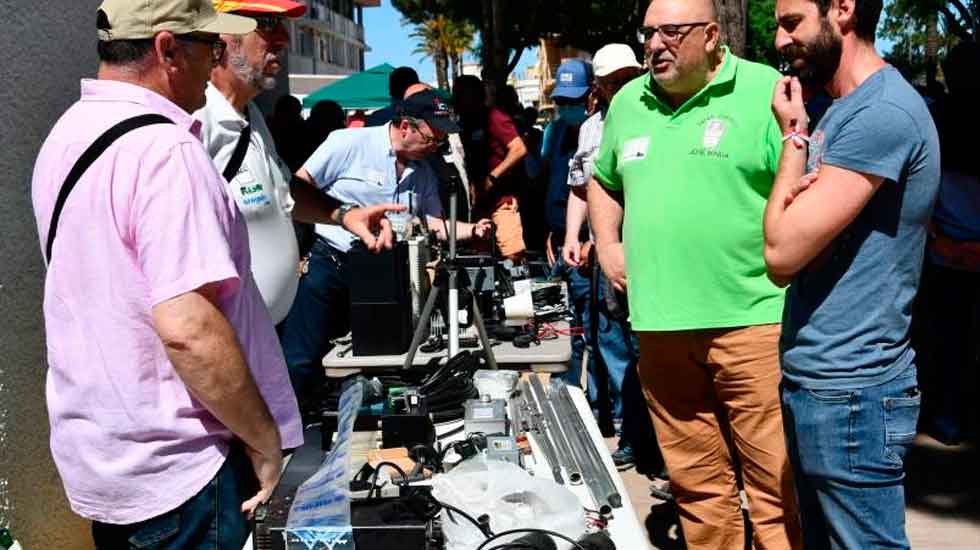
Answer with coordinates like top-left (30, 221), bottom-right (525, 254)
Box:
top-left (593, 43), bottom-right (642, 78)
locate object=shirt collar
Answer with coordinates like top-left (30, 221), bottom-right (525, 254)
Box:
top-left (204, 83), bottom-right (249, 130)
top-left (382, 122), bottom-right (396, 158)
top-left (81, 78), bottom-right (202, 138)
top-left (643, 46), bottom-right (737, 116)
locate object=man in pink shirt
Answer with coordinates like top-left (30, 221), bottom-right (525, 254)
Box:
top-left (30, 1), bottom-right (394, 547)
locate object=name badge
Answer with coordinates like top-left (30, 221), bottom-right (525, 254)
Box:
top-left (621, 137), bottom-right (649, 162)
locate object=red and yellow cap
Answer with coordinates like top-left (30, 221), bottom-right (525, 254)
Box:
top-left (212, 0), bottom-right (307, 18)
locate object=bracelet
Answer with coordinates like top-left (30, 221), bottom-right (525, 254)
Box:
top-left (782, 119), bottom-right (810, 148)
top-left (782, 131), bottom-right (810, 146)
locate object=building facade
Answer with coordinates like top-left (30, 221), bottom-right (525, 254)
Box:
top-left (289, 0), bottom-right (377, 76)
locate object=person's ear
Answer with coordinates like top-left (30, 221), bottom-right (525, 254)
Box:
top-left (156, 32), bottom-right (179, 66)
top-left (833, 0), bottom-right (854, 34)
top-left (704, 22), bottom-right (721, 52)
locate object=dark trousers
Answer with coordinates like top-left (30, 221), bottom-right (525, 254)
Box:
top-left (92, 444), bottom-right (257, 550)
top-left (914, 259), bottom-right (980, 442)
top-left (278, 237), bottom-right (351, 403)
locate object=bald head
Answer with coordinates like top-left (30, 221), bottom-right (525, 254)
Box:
top-left (647, 0), bottom-right (717, 23)
top-left (404, 82), bottom-right (432, 99)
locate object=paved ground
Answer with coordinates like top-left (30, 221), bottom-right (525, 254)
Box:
top-left (609, 434), bottom-right (980, 549)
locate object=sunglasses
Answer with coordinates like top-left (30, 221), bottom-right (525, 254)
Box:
top-left (177, 34), bottom-right (226, 65)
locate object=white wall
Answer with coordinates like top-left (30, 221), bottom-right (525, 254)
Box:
top-left (0, 1), bottom-right (104, 547)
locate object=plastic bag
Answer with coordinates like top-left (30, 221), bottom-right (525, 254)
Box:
top-left (431, 456), bottom-right (585, 550)
top-left (285, 379), bottom-right (364, 549)
top-left (473, 370), bottom-right (520, 400)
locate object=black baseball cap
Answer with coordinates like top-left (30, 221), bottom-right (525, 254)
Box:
top-left (398, 89), bottom-right (460, 134)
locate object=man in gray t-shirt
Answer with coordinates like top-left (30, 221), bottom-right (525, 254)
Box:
top-left (764, 0), bottom-right (940, 548)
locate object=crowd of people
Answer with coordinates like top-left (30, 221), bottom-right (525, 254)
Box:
top-left (28, 0), bottom-right (977, 548)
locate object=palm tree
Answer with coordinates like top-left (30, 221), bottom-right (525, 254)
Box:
top-left (409, 17), bottom-right (450, 90)
top-left (442, 18), bottom-right (476, 81)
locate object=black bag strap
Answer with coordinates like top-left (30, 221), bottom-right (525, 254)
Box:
top-left (223, 110), bottom-right (251, 182)
top-left (45, 113), bottom-right (174, 263)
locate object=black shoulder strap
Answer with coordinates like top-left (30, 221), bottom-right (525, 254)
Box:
top-left (223, 110), bottom-right (251, 182)
top-left (45, 113), bottom-right (174, 263)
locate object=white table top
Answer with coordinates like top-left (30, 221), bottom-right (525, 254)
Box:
top-left (321, 323), bottom-right (573, 375)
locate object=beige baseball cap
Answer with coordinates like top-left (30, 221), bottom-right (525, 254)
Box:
top-left (97, 0), bottom-right (256, 41)
top-left (593, 44), bottom-right (642, 78)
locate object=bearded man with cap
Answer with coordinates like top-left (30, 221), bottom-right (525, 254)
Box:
top-left (278, 89), bottom-right (491, 403)
top-left (30, 1), bottom-right (305, 547)
top-left (196, 0), bottom-right (401, 330)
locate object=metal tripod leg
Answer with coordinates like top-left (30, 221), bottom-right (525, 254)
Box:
top-left (403, 281), bottom-right (441, 369)
top-left (471, 295), bottom-right (497, 370)
top-left (403, 267), bottom-right (497, 370)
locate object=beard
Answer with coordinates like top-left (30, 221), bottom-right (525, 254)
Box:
top-left (229, 52), bottom-right (278, 91)
top-left (780, 18), bottom-right (842, 88)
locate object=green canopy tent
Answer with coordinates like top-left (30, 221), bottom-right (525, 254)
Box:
top-left (302, 63), bottom-right (395, 111)
top-left (302, 63), bottom-right (451, 111)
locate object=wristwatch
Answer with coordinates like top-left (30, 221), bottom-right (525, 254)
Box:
top-left (337, 203), bottom-right (357, 226)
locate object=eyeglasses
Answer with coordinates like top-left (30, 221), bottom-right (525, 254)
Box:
top-left (636, 22), bottom-right (711, 46)
top-left (407, 119), bottom-right (446, 147)
top-left (177, 34), bottom-right (226, 65)
top-left (253, 15), bottom-right (286, 33)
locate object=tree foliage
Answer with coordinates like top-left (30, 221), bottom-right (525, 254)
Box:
top-left (746, 0), bottom-right (780, 67)
top-left (882, 0), bottom-right (977, 84)
top-left (392, 0), bottom-right (647, 97)
top-left (408, 16), bottom-right (475, 89)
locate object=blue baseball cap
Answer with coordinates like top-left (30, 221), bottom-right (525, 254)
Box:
top-left (551, 59), bottom-right (594, 100)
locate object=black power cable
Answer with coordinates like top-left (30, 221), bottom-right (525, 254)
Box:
top-left (476, 529), bottom-right (588, 550)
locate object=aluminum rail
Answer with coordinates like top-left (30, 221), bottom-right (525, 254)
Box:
top-left (552, 380), bottom-right (622, 512)
top-left (529, 374), bottom-right (583, 485)
top-left (519, 379), bottom-right (564, 484)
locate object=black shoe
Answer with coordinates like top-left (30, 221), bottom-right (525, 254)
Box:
top-left (649, 477), bottom-right (673, 501)
top-left (611, 444), bottom-right (636, 467)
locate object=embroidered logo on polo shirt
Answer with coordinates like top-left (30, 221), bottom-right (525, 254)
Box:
top-left (689, 116), bottom-right (734, 159)
top-left (703, 119), bottom-right (727, 148)
top-left (622, 137), bottom-right (649, 162)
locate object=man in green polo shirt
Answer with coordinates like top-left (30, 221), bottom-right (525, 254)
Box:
top-left (588, 1), bottom-right (802, 548)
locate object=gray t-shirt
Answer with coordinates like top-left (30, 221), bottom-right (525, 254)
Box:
top-left (781, 66), bottom-right (941, 390)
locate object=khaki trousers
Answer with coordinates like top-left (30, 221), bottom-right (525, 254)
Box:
top-left (636, 324), bottom-right (802, 550)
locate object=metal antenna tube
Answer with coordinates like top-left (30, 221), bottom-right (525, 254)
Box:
top-left (520, 381), bottom-right (564, 484)
top-left (529, 375), bottom-right (583, 484)
top-left (549, 381), bottom-right (613, 514)
top-left (447, 183), bottom-right (460, 357)
top-left (555, 382), bottom-right (622, 509)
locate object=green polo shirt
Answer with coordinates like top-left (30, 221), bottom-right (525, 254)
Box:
top-left (594, 48), bottom-right (785, 331)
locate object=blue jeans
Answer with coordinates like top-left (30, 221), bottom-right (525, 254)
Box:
top-left (552, 253), bottom-right (631, 419)
top-left (92, 444), bottom-right (257, 549)
top-left (781, 367), bottom-right (920, 550)
top-left (278, 238), bottom-right (350, 401)
top-left (552, 252), bottom-right (590, 392)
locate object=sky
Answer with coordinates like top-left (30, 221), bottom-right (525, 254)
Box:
top-left (361, 0), bottom-right (538, 84)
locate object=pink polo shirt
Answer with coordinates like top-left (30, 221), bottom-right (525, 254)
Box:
top-left (31, 79), bottom-right (303, 524)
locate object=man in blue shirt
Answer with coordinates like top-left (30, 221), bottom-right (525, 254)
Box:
top-left (764, 0), bottom-right (940, 547)
top-left (279, 89), bottom-right (491, 400)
